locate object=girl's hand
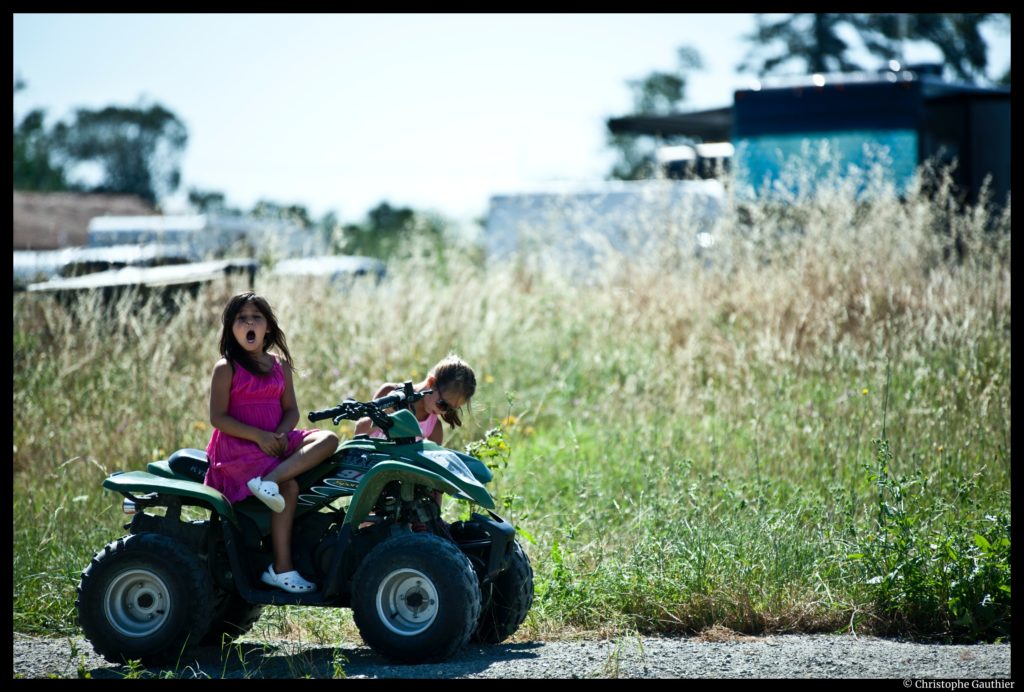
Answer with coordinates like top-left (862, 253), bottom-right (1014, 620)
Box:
top-left (272, 433), bottom-right (288, 457)
top-left (257, 431), bottom-right (286, 457)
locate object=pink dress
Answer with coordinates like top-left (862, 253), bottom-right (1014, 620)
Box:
top-left (369, 412), bottom-right (438, 441)
top-left (204, 356), bottom-right (319, 503)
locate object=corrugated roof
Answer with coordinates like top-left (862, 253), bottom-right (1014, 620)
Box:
top-left (607, 106), bottom-right (732, 141)
top-left (26, 258), bottom-right (259, 292)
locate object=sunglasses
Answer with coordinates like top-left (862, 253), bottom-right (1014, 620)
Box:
top-left (435, 391), bottom-right (457, 414)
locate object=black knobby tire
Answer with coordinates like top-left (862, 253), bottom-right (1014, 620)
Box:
top-left (472, 540), bottom-right (534, 644)
top-left (76, 533), bottom-right (214, 665)
top-left (201, 592), bottom-right (264, 647)
top-left (351, 532), bottom-right (482, 663)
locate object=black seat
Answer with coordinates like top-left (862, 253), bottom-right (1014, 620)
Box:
top-left (167, 448), bottom-right (210, 482)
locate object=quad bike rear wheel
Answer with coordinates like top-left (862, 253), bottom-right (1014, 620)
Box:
top-left (352, 532), bottom-right (481, 663)
top-left (472, 539), bottom-right (534, 644)
top-left (76, 533), bottom-right (214, 665)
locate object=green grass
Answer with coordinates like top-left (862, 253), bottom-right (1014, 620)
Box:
top-left (13, 164), bottom-right (1011, 650)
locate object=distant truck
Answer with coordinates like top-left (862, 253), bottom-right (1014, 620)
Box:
top-left (609, 64), bottom-right (1010, 206)
top-left (731, 66), bottom-right (1010, 204)
top-left (85, 214), bottom-right (251, 255)
top-left (86, 213), bottom-right (328, 258)
top-left (484, 179), bottom-right (725, 268)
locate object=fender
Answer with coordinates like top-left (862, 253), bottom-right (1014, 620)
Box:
top-left (102, 470), bottom-right (237, 525)
top-left (344, 460), bottom-right (494, 528)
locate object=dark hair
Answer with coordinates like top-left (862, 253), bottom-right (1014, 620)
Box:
top-left (431, 354), bottom-right (476, 428)
top-left (219, 291), bottom-right (293, 375)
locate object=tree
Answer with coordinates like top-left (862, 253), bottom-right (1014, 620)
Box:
top-left (188, 187), bottom-right (229, 214)
top-left (608, 46), bottom-right (703, 180)
top-left (338, 201), bottom-right (445, 260)
top-left (996, 66), bottom-right (1010, 87)
top-left (52, 102), bottom-right (188, 205)
top-left (13, 108), bottom-right (72, 192)
top-left (250, 199), bottom-right (313, 229)
top-left (860, 13), bottom-right (1008, 83)
top-left (740, 13), bottom-right (1009, 85)
top-left (13, 79), bottom-right (71, 192)
top-left (738, 13), bottom-right (868, 76)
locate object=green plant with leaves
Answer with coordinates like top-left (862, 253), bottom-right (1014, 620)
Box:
top-left (846, 440), bottom-right (1010, 640)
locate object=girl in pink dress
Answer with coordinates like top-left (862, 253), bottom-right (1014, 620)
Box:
top-left (204, 291), bottom-right (338, 594)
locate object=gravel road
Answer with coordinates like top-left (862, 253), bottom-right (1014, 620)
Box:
top-left (13, 631), bottom-right (1012, 679)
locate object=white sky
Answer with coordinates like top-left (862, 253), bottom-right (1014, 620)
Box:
top-left (13, 13), bottom-right (1011, 225)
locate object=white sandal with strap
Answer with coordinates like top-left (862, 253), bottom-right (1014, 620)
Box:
top-left (262, 565), bottom-right (317, 593)
top-left (247, 477), bottom-right (285, 513)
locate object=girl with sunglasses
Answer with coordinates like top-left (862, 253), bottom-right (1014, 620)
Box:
top-left (353, 353), bottom-right (477, 444)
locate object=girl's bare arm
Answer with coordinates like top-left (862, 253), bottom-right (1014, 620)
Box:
top-left (353, 383), bottom-right (397, 436)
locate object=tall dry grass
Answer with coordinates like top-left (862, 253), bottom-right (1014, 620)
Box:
top-left (13, 159), bottom-right (1010, 642)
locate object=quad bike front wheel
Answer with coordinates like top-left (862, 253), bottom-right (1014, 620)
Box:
top-left (472, 539), bottom-right (534, 644)
top-left (352, 532), bottom-right (481, 663)
top-left (76, 533), bottom-right (214, 665)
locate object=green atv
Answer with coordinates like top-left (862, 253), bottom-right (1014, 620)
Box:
top-left (75, 383), bottom-right (534, 665)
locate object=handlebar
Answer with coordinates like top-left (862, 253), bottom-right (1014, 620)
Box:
top-left (308, 383), bottom-right (433, 430)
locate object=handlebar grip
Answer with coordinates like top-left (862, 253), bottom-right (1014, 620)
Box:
top-left (308, 407), bottom-right (340, 422)
top-left (308, 387), bottom-right (433, 428)
top-left (371, 387), bottom-right (432, 411)
top-left (371, 391), bottom-right (406, 410)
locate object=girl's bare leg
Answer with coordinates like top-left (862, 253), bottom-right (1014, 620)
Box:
top-left (270, 479), bottom-right (300, 573)
top-left (264, 431), bottom-right (337, 577)
top-left (264, 430), bottom-right (338, 485)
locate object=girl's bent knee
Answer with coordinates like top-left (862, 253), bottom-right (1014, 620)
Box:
top-left (317, 431), bottom-right (339, 452)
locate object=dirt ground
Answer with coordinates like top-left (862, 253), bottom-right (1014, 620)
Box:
top-left (13, 632), bottom-right (1012, 679)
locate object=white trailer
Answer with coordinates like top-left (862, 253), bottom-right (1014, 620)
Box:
top-left (484, 179), bottom-right (725, 272)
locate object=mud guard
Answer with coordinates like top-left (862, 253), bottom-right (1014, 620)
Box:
top-left (102, 470), bottom-right (237, 525)
top-left (344, 460), bottom-right (494, 528)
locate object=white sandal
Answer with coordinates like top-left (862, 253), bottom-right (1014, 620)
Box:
top-left (262, 565), bottom-right (317, 593)
top-left (246, 477), bottom-right (285, 513)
